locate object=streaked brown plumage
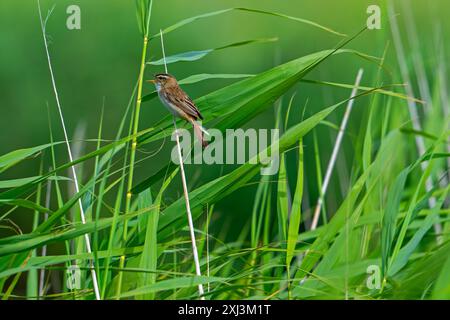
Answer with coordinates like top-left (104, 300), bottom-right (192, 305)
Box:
top-left (148, 73), bottom-right (207, 147)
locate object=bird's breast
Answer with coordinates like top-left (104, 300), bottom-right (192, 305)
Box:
top-left (158, 90), bottom-right (181, 117)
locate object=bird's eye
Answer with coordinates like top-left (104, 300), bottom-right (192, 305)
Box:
top-left (156, 74), bottom-right (169, 81)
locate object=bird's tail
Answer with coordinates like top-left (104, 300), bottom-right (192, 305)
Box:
top-left (191, 120), bottom-right (209, 148)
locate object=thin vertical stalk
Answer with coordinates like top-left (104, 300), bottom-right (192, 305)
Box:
top-left (311, 69), bottom-right (364, 230)
top-left (27, 158), bottom-right (44, 299)
top-left (39, 175), bottom-right (52, 298)
top-left (313, 130), bottom-right (327, 225)
top-left (403, 1), bottom-right (448, 234)
top-left (206, 204), bottom-right (213, 294)
top-left (104, 81), bottom-right (137, 299)
top-left (37, 0), bottom-right (100, 300)
top-left (159, 28), bottom-right (205, 299)
top-left (437, 45), bottom-right (450, 190)
top-left (172, 118), bottom-right (205, 298)
top-left (402, 1), bottom-right (432, 114)
top-left (116, 0), bottom-right (153, 298)
top-left (388, 2), bottom-right (442, 240)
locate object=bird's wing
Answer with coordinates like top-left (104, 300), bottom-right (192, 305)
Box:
top-left (174, 87), bottom-right (204, 120)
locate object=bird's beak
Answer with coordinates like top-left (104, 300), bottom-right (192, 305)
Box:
top-left (147, 79), bottom-right (156, 84)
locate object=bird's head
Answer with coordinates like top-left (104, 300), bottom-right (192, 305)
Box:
top-left (147, 73), bottom-right (177, 90)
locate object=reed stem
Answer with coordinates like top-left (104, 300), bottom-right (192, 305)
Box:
top-left (172, 118), bottom-right (205, 299)
top-left (311, 68), bottom-right (364, 230)
top-left (116, 0), bottom-right (153, 299)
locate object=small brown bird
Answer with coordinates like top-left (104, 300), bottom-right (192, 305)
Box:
top-left (148, 73), bottom-right (208, 147)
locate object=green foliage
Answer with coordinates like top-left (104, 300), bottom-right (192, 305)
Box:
top-left (148, 38), bottom-right (278, 66)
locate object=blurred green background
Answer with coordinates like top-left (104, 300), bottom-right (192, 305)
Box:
top-left (0, 0), bottom-right (448, 235)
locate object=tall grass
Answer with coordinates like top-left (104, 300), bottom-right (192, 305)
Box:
top-left (0, 1), bottom-right (448, 300)
top-left (116, 0), bottom-right (153, 299)
top-left (36, 0), bottom-right (100, 300)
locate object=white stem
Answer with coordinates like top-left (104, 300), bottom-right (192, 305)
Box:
top-left (310, 69), bottom-right (364, 230)
top-left (159, 30), bottom-right (204, 299)
top-left (37, 0), bottom-right (101, 300)
top-left (173, 118), bottom-right (205, 299)
top-left (388, 3), bottom-right (442, 240)
top-left (160, 29), bottom-right (168, 73)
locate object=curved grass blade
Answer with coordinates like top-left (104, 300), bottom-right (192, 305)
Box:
top-left (140, 48), bottom-right (376, 145)
top-left (137, 47), bottom-right (373, 191)
top-left (157, 90), bottom-right (375, 239)
top-left (432, 245), bottom-right (450, 299)
top-left (0, 199), bottom-right (52, 215)
top-left (0, 208), bottom-right (152, 257)
top-left (389, 186), bottom-right (449, 277)
top-left (381, 167), bottom-right (409, 277)
top-left (119, 276), bottom-right (226, 298)
top-left (0, 142), bottom-right (62, 173)
top-left (277, 107), bottom-right (289, 244)
top-left (148, 38), bottom-right (277, 65)
top-left (140, 73), bottom-right (254, 106)
top-left (0, 245), bottom-right (145, 280)
top-left (0, 176), bottom-right (69, 189)
top-left (293, 130), bottom-right (401, 282)
top-left (0, 127), bottom-right (154, 203)
top-left (286, 140), bottom-right (304, 268)
top-left (179, 73), bottom-right (254, 85)
top-left (150, 7), bottom-right (346, 40)
top-left (301, 79), bottom-right (423, 104)
top-left (137, 167), bottom-right (179, 299)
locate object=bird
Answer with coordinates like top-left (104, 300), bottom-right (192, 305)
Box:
top-left (148, 73), bottom-right (208, 148)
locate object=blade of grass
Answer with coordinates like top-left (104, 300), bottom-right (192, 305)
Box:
top-left (432, 243), bottom-right (450, 299)
top-left (311, 68), bottom-right (363, 230)
top-left (151, 7), bottom-right (346, 40)
top-left (388, 128), bottom-right (449, 277)
top-left (300, 79), bottom-right (423, 104)
top-left (294, 129), bottom-right (401, 282)
top-left (389, 185), bottom-right (449, 276)
top-left (37, 0), bottom-right (100, 299)
top-left (286, 139), bottom-right (303, 299)
top-left (0, 142), bottom-right (61, 174)
top-left (0, 176), bottom-right (69, 189)
top-left (101, 80), bottom-right (138, 298)
top-left (388, 2), bottom-right (442, 241)
top-left (0, 209), bottom-right (152, 257)
top-left (117, 0), bottom-right (153, 299)
top-left (148, 38), bottom-right (277, 65)
top-left (140, 43), bottom-right (376, 145)
top-left (137, 166), bottom-right (179, 299)
top-left (158, 88), bottom-right (378, 239)
top-left (38, 177), bottom-right (52, 298)
top-left (276, 104), bottom-right (289, 244)
top-left (26, 157), bottom-right (44, 300)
